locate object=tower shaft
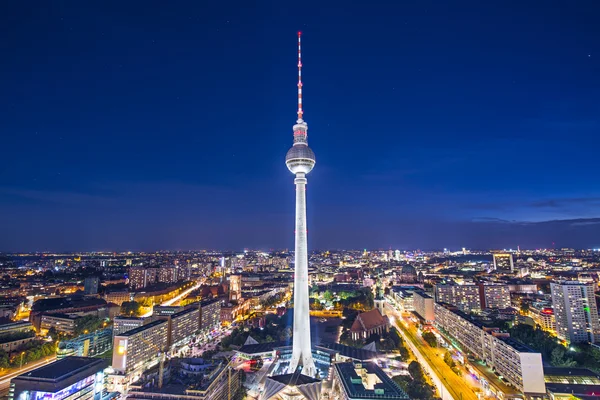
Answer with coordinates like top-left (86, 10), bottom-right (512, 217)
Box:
top-left (289, 173), bottom-right (316, 376)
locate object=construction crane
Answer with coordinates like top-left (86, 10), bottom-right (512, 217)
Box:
top-left (139, 336), bottom-right (167, 389)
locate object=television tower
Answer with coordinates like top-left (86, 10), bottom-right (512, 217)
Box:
top-left (286, 31), bottom-right (317, 377)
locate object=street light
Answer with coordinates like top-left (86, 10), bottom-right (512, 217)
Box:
top-left (20, 352), bottom-right (25, 370)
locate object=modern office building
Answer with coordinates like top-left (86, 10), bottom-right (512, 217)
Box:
top-left (434, 283), bottom-right (481, 313)
top-left (479, 283), bottom-right (511, 309)
top-left (113, 316), bottom-right (146, 337)
top-left (331, 361), bottom-right (409, 400)
top-left (285, 31), bottom-right (317, 377)
top-left (8, 356), bottom-right (112, 400)
top-left (551, 281), bottom-right (600, 344)
top-left (199, 299), bottom-right (221, 334)
top-left (84, 276), bottom-right (100, 295)
top-left (40, 313), bottom-right (80, 335)
top-left (112, 319), bottom-right (168, 374)
top-left (434, 303), bottom-right (546, 395)
top-left (493, 253), bottom-right (514, 272)
top-left (413, 290), bottom-right (434, 323)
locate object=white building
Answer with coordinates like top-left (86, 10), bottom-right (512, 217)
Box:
top-left (413, 290), bottom-right (434, 323)
top-left (551, 281), bottom-right (600, 344)
top-left (434, 303), bottom-right (546, 395)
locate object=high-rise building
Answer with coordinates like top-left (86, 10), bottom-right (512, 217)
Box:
top-left (478, 283), bottom-right (511, 309)
top-left (128, 267), bottom-right (158, 290)
top-left (84, 276), bottom-right (100, 295)
top-left (285, 32), bottom-right (317, 377)
top-left (8, 357), bottom-right (112, 400)
top-left (434, 283), bottom-right (481, 313)
top-left (158, 266), bottom-right (178, 284)
top-left (493, 253), bottom-right (514, 272)
top-left (112, 319), bottom-right (168, 375)
top-left (551, 281), bottom-right (600, 343)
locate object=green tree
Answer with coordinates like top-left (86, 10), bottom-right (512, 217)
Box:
top-left (121, 301), bottom-right (142, 316)
top-left (444, 351), bottom-right (456, 368)
top-left (551, 347), bottom-right (577, 367)
top-left (421, 331), bottom-right (437, 347)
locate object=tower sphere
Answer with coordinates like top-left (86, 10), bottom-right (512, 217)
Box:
top-left (286, 143), bottom-right (315, 174)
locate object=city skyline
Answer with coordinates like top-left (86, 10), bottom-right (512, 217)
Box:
top-left (2, 1), bottom-right (600, 251)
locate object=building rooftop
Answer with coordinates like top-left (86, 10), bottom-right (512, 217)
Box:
top-left (350, 309), bottom-right (389, 333)
top-left (269, 372), bottom-right (321, 386)
top-left (317, 342), bottom-right (378, 361)
top-left (116, 319), bottom-right (166, 337)
top-left (237, 341), bottom-right (289, 355)
top-left (15, 356), bottom-right (106, 382)
top-left (335, 362), bottom-right (409, 399)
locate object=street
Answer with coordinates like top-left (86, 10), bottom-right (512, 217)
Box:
top-left (385, 302), bottom-right (480, 400)
top-left (0, 355), bottom-right (56, 398)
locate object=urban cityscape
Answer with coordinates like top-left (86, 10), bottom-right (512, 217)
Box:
top-left (2, 2), bottom-right (600, 400)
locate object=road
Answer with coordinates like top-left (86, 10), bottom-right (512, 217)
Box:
top-left (386, 303), bottom-right (479, 400)
top-left (0, 355), bottom-right (56, 397)
top-left (140, 281), bottom-right (203, 317)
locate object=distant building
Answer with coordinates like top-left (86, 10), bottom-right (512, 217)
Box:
top-left (158, 266), bottom-right (178, 284)
top-left (8, 356), bottom-right (113, 400)
top-left (128, 267), bottom-right (158, 290)
top-left (434, 283), bottom-right (481, 313)
top-left (84, 276), bottom-right (100, 295)
top-left (331, 361), bottom-right (409, 400)
top-left (398, 264), bottom-right (418, 283)
top-left (229, 275), bottom-right (242, 301)
top-left (349, 308), bottom-right (390, 341)
top-left (551, 281), bottom-right (600, 343)
top-left (479, 283), bottom-right (511, 309)
top-left (493, 253), bottom-right (514, 273)
top-left (104, 291), bottom-right (131, 306)
top-left (30, 295), bottom-right (109, 331)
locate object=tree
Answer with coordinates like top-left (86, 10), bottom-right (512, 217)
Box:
top-left (121, 301), bottom-right (142, 316)
top-left (422, 331), bottom-right (437, 347)
top-left (551, 347), bottom-right (577, 367)
top-left (323, 290), bottom-right (334, 302)
top-left (408, 361), bottom-right (425, 381)
top-left (444, 351), bottom-right (456, 368)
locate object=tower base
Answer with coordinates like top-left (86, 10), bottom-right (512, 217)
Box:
top-left (262, 372), bottom-right (322, 400)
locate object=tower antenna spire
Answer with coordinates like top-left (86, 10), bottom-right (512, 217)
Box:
top-left (297, 31), bottom-right (303, 122)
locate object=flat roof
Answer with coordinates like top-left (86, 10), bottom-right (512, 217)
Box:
top-left (15, 357), bottom-right (106, 382)
top-left (317, 342), bottom-right (378, 361)
top-left (335, 362), bottom-right (409, 399)
top-left (237, 341), bottom-right (289, 355)
top-left (116, 319), bottom-right (166, 337)
top-left (269, 372), bottom-right (320, 386)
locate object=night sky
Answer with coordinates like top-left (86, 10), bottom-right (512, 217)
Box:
top-left (2, 1), bottom-right (600, 251)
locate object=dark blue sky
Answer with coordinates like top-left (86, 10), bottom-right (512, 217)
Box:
top-left (1, 1), bottom-right (600, 251)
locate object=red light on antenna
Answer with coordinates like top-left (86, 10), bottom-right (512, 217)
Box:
top-left (298, 31), bottom-right (302, 36)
